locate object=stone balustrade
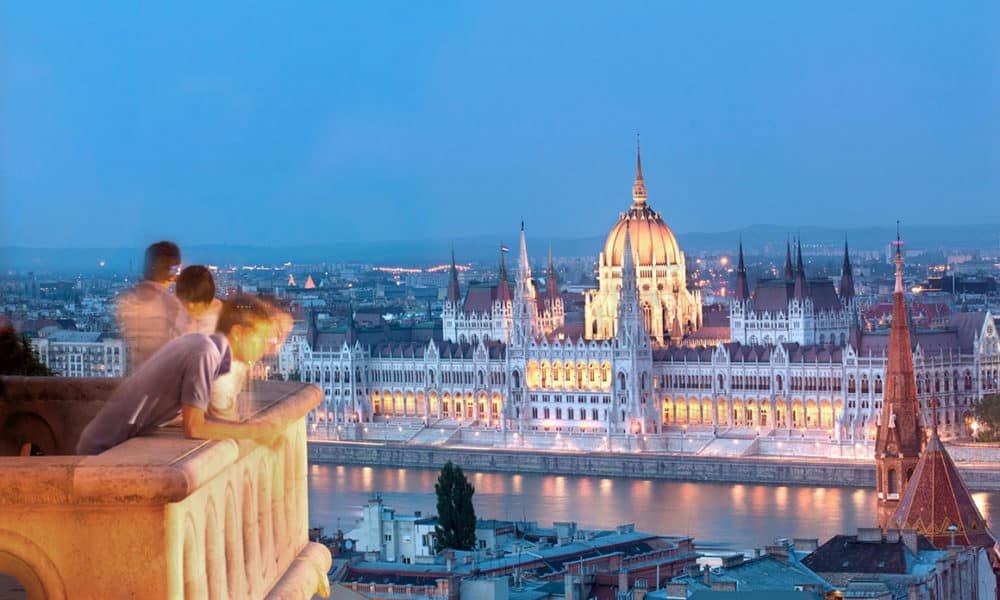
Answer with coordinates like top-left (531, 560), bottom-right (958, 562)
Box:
top-left (0, 376), bottom-right (331, 599)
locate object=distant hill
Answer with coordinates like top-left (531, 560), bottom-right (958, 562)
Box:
top-left (1, 223), bottom-right (997, 273)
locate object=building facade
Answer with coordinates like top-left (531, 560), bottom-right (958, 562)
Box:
top-left (31, 329), bottom-right (125, 378)
top-left (296, 154), bottom-right (1000, 447)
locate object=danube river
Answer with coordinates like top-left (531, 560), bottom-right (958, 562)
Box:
top-left (308, 464), bottom-right (1000, 551)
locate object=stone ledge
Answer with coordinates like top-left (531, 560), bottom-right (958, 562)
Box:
top-left (0, 380), bottom-right (322, 506)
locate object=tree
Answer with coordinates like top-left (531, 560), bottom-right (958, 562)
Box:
top-left (0, 325), bottom-right (53, 376)
top-left (434, 461), bottom-right (476, 552)
top-left (973, 393), bottom-right (1000, 442)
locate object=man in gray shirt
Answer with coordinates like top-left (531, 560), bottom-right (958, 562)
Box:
top-left (77, 295), bottom-right (284, 455)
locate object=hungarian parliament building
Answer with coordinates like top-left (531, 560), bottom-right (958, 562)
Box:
top-left (284, 151), bottom-right (1000, 446)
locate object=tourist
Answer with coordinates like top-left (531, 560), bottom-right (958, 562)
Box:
top-left (76, 295), bottom-right (283, 455)
top-left (176, 265), bottom-right (223, 335)
top-left (117, 241), bottom-right (190, 373)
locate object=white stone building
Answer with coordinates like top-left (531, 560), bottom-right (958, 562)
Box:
top-left (297, 151), bottom-right (1000, 445)
top-left (32, 329), bottom-right (125, 378)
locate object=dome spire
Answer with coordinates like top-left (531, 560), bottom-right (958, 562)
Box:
top-left (632, 133), bottom-right (647, 205)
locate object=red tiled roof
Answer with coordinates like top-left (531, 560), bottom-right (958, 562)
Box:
top-left (889, 429), bottom-right (999, 559)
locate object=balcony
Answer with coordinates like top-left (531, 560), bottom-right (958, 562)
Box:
top-left (0, 376), bottom-right (331, 599)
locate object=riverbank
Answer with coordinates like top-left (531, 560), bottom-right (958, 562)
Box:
top-left (306, 440), bottom-right (1000, 491)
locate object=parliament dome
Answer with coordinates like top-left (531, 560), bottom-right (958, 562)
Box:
top-left (602, 149), bottom-right (682, 267)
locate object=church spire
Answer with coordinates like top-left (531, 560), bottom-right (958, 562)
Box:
top-left (840, 237), bottom-right (855, 301)
top-left (793, 239), bottom-right (807, 300)
top-left (783, 237), bottom-right (794, 280)
top-left (632, 134), bottom-right (647, 205)
top-left (875, 226), bottom-right (923, 530)
top-left (512, 222), bottom-right (537, 344)
top-left (734, 237), bottom-right (750, 302)
top-left (616, 227), bottom-right (646, 345)
top-left (447, 244), bottom-right (461, 305)
top-left (545, 244), bottom-right (560, 303)
top-left (496, 244), bottom-right (512, 303)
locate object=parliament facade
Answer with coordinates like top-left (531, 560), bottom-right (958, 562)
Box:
top-left (286, 150), bottom-right (1000, 448)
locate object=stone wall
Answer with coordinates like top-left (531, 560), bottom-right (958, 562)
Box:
top-left (307, 441), bottom-right (1000, 491)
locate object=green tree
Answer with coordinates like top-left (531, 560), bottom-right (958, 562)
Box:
top-left (0, 325), bottom-right (53, 376)
top-left (973, 393), bottom-right (1000, 442)
top-left (434, 461), bottom-right (477, 552)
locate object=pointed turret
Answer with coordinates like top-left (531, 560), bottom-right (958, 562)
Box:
top-left (304, 274), bottom-right (316, 290)
top-left (447, 246), bottom-right (461, 305)
top-left (512, 222), bottom-right (537, 344)
top-left (287, 273), bottom-right (297, 287)
top-left (545, 245), bottom-right (560, 303)
top-left (496, 245), bottom-right (512, 303)
top-left (632, 135), bottom-right (647, 205)
top-left (616, 227), bottom-right (646, 345)
top-left (734, 237), bottom-right (750, 302)
top-left (840, 238), bottom-right (855, 302)
top-left (875, 228), bottom-right (924, 530)
top-left (793, 239), bottom-right (807, 300)
top-left (783, 238), bottom-right (794, 280)
top-left (889, 402), bottom-right (999, 561)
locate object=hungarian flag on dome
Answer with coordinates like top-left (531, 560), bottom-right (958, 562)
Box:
top-left (500, 244), bottom-right (510, 253)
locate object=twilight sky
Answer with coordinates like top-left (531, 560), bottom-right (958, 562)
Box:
top-left (1, 3), bottom-right (998, 248)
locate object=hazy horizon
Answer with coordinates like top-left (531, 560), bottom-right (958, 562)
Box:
top-left (3, 3), bottom-right (999, 249)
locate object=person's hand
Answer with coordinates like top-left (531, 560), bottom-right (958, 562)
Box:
top-left (253, 428), bottom-right (281, 447)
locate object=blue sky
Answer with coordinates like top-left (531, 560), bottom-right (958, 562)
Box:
top-left (1, 2), bottom-right (998, 248)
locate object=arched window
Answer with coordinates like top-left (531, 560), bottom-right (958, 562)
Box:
top-left (618, 372), bottom-right (627, 391)
top-left (861, 375), bottom-right (869, 394)
top-left (512, 371), bottom-right (521, 389)
top-left (640, 372), bottom-right (648, 391)
top-left (848, 375), bottom-right (856, 393)
top-left (478, 371), bottom-right (485, 386)
top-left (874, 376), bottom-right (883, 394)
top-left (718, 374), bottom-right (725, 390)
top-left (888, 469), bottom-right (898, 494)
top-left (776, 374), bottom-right (783, 392)
top-left (429, 371), bottom-right (436, 385)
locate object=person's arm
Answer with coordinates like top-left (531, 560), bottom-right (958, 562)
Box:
top-left (180, 339), bottom-right (281, 445)
top-left (182, 404), bottom-right (280, 445)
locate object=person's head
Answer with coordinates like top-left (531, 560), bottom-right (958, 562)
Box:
top-left (216, 295), bottom-right (273, 364)
top-left (176, 266), bottom-right (216, 316)
top-left (143, 241), bottom-right (182, 285)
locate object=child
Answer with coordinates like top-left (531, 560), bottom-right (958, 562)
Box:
top-left (76, 295), bottom-right (283, 454)
top-left (176, 265), bottom-right (223, 335)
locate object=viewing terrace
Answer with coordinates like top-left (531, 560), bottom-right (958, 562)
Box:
top-left (0, 376), bottom-right (331, 599)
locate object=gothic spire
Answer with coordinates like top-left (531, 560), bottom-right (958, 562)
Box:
top-left (783, 237), bottom-right (794, 280)
top-left (512, 222), bottom-right (537, 344)
top-left (840, 237), bottom-right (855, 302)
top-left (616, 226), bottom-right (645, 345)
top-left (632, 134), bottom-right (647, 205)
top-left (496, 244), bottom-right (512, 303)
top-left (447, 244), bottom-right (461, 305)
top-left (734, 237), bottom-right (750, 302)
top-left (545, 244), bottom-right (560, 303)
top-left (793, 239), bottom-right (807, 300)
top-left (875, 227), bottom-right (924, 529)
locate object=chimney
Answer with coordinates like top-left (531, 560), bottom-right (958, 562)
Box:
top-left (885, 529), bottom-right (900, 544)
top-left (858, 527), bottom-right (883, 543)
top-left (444, 550), bottom-right (455, 572)
top-left (711, 580), bottom-right (738, 592)
top-left (792, 538), bottom-right (818, 552)
top-left (703, 565), bottom-right (711, 586)
top-left (901, 529), bottom-right (919, 555)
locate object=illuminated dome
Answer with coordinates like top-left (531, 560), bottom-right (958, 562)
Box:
top-left (603, 151), bottom-right (682, 267)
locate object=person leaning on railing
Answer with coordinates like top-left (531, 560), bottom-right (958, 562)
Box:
top-left (76, 294), bottom-right (285, 455)
top-left (117, 241), bottom-right (191, 373)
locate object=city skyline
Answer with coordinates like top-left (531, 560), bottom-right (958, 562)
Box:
top-left (3, 3), bottom-right (999, 249)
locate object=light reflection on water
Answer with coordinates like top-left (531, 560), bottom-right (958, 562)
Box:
top-left (307, 464), bottom-right (1000, 551)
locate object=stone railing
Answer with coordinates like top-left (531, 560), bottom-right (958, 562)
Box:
top-left (0, 376), bottom-right (331, 599)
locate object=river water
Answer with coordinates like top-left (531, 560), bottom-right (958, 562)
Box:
top-left (308, 464), bottom-right (1000, 551)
